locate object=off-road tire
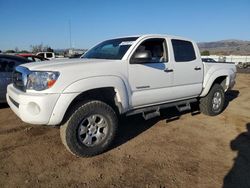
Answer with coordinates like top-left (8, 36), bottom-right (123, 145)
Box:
top-left (60, 100), bottom-right (118, 157)
top-left (199, 84), bottom-right (225, 116)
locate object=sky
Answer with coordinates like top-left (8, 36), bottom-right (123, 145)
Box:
top-left (0, 0), bottom-right (249, 51)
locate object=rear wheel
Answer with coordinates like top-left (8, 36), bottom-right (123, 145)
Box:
top-left (60, 100), bottom-right (118, 157)
top-left (199, 84), bottom-right (225, 116)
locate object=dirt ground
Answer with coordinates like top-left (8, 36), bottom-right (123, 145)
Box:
top-left (0, 73), bottom-right (250, 188)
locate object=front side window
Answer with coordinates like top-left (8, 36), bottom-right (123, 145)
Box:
top-left (34, 57), bottom-right (42, 62)
top-left (131, 38), bottom-right (168, 63)
top-left (172, 39), bottom-right (196, 62)
top-left (37, 53), bottom-right (45, 58)
top-left (82, 37), bottom-right (138, 60)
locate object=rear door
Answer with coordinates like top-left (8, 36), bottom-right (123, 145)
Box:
top-left (170, 39), bottom-right (203, 100)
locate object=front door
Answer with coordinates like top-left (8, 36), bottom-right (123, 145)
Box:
top-left (128, 38), bottom-right (174, 108)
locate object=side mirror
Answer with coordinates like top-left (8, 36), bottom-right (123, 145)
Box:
top-left (130, 51), bottom-right (152, 64)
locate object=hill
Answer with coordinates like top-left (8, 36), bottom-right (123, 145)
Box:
top-left (198, 40), bottom-right (250, 55)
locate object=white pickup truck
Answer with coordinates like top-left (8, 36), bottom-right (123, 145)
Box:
top-left (36, 52), bottom-right (56, 60)
top-left (7, 34), bottom-right (236, 157)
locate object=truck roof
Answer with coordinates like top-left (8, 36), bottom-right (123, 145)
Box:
top-left (112, 34), bottom-right (195, 43)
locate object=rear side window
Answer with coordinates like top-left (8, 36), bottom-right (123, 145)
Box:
top-left (0, 58), bottom-right (7, 72)
top-left (46, 53), bottom-right (53, 58)
top-left (172, 39), bottom-right (196, 62)
top-left (0, 58), bottom-right (16, 72)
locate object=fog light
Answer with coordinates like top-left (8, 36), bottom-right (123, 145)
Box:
top-left (27, 102), bottom-right (40, 115)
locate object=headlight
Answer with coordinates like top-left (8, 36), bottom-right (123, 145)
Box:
top-left (26, 71), bottom-right (60, 91)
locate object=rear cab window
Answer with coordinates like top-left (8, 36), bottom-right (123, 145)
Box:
top-left (171, 39), bottom-right (196, 62)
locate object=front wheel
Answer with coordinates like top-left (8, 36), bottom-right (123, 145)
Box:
top-left (199, 84), bottom-right (225, 116)
top-left (60, 100), bottom-right (118, 157)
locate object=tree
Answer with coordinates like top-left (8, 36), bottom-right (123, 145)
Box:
top-left (44, 45), bottom-right (54, 52)
top-left (30, 44), bottom-right (44, 53)
top-left (19, 50), bottom-right (30, 53)
top-left (15, 47), bottom-right (19, 53)
top-left (201, 50), bottom-right (210, 56)
top-left (5, 50), bottom-right (15, 53)
top-left (30, 44), bottom-right (54, 53)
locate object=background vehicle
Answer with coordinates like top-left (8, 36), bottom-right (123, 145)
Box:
top-left (202, 58), bottom-right (217, 63)
top-left (36, 52), bottom-right (56, 60)
top-left (0, 55), bottom-right (31, 103)
top-left (69, 53), bottom-right (83, 59)
top-left (237, 61), bottom-right (250, 69)
top-left (17, 54), bottom-right (49, 62)
top-left (202, 55), bottom-right (250, 68)
top-left (7, 35), bottom-right (236, 157)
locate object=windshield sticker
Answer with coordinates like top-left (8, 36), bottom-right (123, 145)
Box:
top-left (119, 41), bottom-right (135, 46)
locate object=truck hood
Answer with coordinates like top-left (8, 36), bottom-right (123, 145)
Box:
top-left (22, 58), bottom-right (118, 71)
top-left (20, 58), bottom-right (126, 94)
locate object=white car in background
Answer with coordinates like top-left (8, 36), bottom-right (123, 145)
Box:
top-left (36, 52), bottom-right (56, 60)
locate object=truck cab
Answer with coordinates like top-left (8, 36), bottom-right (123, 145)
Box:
top-left (126, 36), bottom-right (204, 107)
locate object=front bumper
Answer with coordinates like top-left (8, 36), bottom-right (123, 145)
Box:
top-left (7, 84), bottom-right (60, 125)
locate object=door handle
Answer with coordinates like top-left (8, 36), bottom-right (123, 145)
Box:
top-left (164, 68), bottom-right (174, 73)
top-left (194, 67), bottom-right (201, 70)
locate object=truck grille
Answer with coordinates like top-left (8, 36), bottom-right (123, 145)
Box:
top-left (12, 66), bottom-right (30, 92)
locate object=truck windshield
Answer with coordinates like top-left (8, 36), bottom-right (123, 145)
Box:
top-left (82, 37), bottom-right (138, 60)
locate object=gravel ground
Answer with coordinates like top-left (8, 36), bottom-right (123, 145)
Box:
top-left (237, 67), bottom-right (250, 74)
top-left (0, 73), bottom-right (250, 188)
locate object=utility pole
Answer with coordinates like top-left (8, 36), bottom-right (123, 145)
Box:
top-left (69, 20), bottom-right (72, 49)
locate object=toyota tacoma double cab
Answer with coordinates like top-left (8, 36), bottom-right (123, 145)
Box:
top-left (7, 34), bottom-right (236, 157)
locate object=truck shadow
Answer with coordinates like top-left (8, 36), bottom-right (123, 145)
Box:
top-left (224, 90), bottom-right (239, 110)
top-left (110, 90), bottom-right (239, 151)
top-left (111, 107), bottom-right (183, 150)
top-left (0, 103), bottom-right (9, 109)
top-left (223, 123), bottom-right (250, 188)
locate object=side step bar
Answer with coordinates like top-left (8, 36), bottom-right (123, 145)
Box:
top-left (126, 98), bottom-right (197, 120)
top-left (142, 107), bottom-right (160, 120)
top-left (176, 102), bottom-right (191, 112)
